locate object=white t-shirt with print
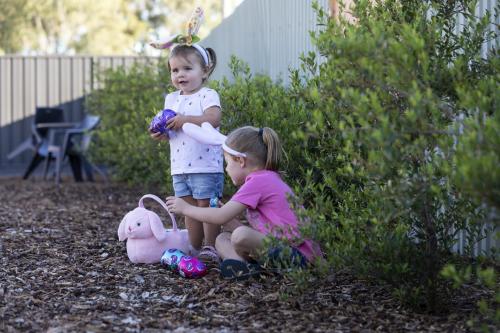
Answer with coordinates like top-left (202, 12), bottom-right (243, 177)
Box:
top-left (164, 87), bottom-right (223, 175)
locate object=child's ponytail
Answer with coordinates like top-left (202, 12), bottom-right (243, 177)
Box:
top-left (261, 127), bottom-right (281, 171)
top-left (205, 47), bottom-right (217, 78)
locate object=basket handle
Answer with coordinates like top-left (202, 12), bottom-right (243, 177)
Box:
top-left (138, 194), bottom-right (178, 231)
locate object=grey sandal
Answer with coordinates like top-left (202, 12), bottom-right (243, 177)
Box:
top-left (198, 245), bottom-right (221, 264)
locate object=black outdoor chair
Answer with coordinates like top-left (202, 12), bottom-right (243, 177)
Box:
top-left (45, 114), bottom-right (106, 185)
top-left (7, 107), bottom-right (83, 181)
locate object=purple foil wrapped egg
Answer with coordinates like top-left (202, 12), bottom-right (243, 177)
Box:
top-left (149, 109), bottom-right (177, 137)
top-left (178, 256), bottom-right (207, 279)
top-left (160, 248), bottom-right (186, 270)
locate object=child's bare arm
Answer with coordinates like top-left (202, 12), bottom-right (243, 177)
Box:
top-left (217, 200), bottom-right (246, 232)
top-left (166, 106), bottom-right (221, 130)
top-left (166, 196), bottom-right (245, 225)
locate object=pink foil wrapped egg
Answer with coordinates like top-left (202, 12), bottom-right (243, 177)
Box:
top-left (160, 248), bottom-right (186, 270)
top-left (178, 256), bottom-right (207, 279)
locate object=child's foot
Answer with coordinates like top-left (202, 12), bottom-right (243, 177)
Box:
top-left (220, 259), bottom-right (263, 281)
top-left (198, 245), bottom-right (221, 265)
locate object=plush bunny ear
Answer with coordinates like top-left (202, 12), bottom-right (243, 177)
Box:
top-left (182, 122), bottom-right (226, 145)
top-left (202, 122), bottom-right (227, 142)
top-left (148, 211), bottom-right (167, 241)
top-left (118, 214), bottom-right (129, 241)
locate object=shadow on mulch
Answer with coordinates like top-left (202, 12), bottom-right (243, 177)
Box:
top-left (0, 178), bottom-right (482, 332)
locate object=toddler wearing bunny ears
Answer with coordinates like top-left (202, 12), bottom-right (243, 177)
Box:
top-left (166, 125), bottom-right (323, 280)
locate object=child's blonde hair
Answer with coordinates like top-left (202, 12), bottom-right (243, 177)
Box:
top-left (168, 44), bottom-right (217, 82)
top-left (225, 126), bottom-right (282, 171)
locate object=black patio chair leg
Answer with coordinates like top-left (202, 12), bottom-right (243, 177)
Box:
top-left (43, 153), bottom-right (53, 180)
top-left (85, 157), bottom-right (108, 182)
top-left (68, 154), bottom-right (83, 182)
top-left (93, 164), bottom-right (108, 182)
top-left (22, 153), bottom-right (44, 180)
top-left (81, 156), bottom-right (95, 181)
top-left (54, 149), bottom-right (63, 185)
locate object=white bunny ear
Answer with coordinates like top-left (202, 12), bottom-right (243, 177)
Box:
top-left (183, 122), bottom-right (247, 157)
top-left (182, 122), bottom-right (226, 145)
top-left (201, 122), bottom-right (227, 142)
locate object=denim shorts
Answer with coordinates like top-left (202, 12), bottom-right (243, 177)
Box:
top-left (172, 173), bottom-right (224, 199)
top-left (268, 246), bottom-right (307, 268)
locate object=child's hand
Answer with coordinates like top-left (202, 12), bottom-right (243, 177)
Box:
top-left (166, 115), bottom-right (186, 130)
top-left (149, 130), bottom-right (168, 141)
top-left (165, 196), bottom-right (188, 214)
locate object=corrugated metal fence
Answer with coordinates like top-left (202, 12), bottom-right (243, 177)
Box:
top-left (202, 0), bottom-right (330, 83)
top-left (203, 0), bottom-right (498, 83)
top-left (0, 56), bottom-right (154, 169)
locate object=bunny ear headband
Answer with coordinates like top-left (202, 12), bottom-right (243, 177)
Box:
top-left (182, 122), bottom-right (247, 157)
top-left (149, 7), bottom-right (210, 65)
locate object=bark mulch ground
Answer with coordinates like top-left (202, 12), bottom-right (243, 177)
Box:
top-left (0, 178), bottom-right (488, 332)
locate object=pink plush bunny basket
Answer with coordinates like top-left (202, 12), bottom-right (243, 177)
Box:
top-left (118, 194), bottom-right (191, 264)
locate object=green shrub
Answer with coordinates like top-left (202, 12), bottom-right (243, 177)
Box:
top-left (86, 58), bottom-right (173, 191)
top-left (293, 0), bottom-right (497, 311)
top-left (453, 70), bottom-right (500, 214)
top-left (446, 54), bottom-right (499, 332)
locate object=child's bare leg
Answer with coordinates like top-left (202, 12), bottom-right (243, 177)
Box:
top-left (216, 226), bottom-right (266, 262)
top-left (181, 196), bottom-right (204, 251)
top-left (197, 198), bottom-right (221, 247)
top-left (230, 226), bottom-right (266, 261)
top-left (222, 218), bottom-right (244, 233)
top-left (204, 223), bottom-right (221, 247)
top-left (215, 232), bottom-right (245, 261)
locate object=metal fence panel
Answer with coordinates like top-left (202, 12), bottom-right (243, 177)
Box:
top-left (202, 0), bottom-right (327, 83)
top-left (204, 0), bottom-right (498, 83)
top-left (0, 56), bottom-right (153, 169)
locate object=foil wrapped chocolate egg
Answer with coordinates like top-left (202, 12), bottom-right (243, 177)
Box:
top-left (178, 256), bottom-right (207, 278)
top-left (149, 109), bottom-right (177, 137)
top-left (160, 248), bottom-right (186, 270)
